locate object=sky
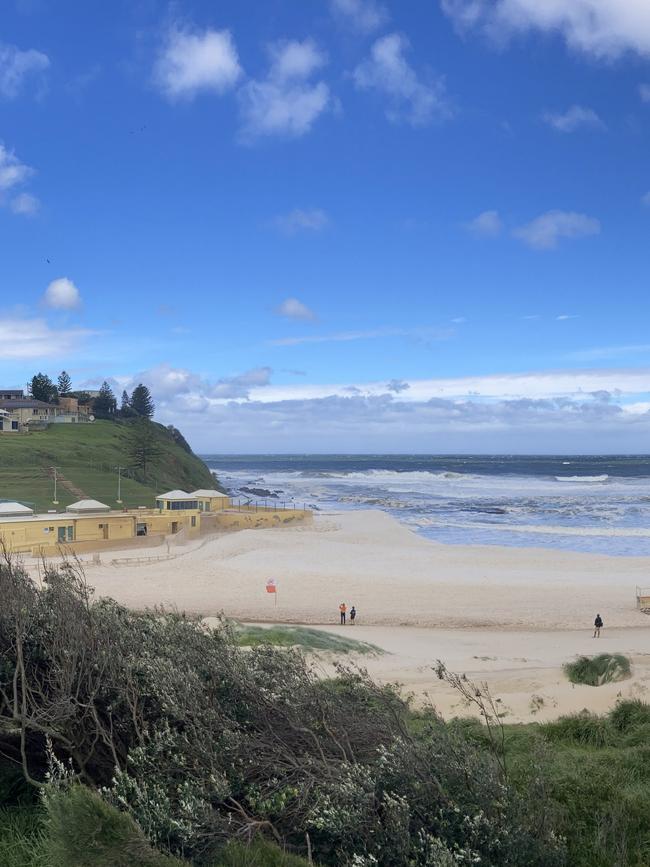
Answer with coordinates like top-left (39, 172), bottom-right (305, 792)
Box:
top-left (2, 0), bottom-right (650, 453)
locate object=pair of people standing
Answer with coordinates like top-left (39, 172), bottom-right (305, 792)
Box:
top-left (339, 603), bottom-right (356, 625)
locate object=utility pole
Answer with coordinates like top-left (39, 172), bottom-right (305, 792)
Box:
top-left (51, 466), bottom-right (59, 505)
top-left (116, 465), bottom-right (123, 504)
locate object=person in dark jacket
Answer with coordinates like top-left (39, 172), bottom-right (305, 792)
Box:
top-left (593, 613), bottom-right (603, 638)
top-left (350, 606), bottom-right (356, 625)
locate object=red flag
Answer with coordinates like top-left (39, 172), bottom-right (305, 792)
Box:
top-left (266, 578), bottom-right (277, 594)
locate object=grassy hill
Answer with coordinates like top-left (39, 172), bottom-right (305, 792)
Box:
top-left (0, 421), bottom-right (219, 512)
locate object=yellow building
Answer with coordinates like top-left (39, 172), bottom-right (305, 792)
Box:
top-left (191, 489), bottom-right (232, 511)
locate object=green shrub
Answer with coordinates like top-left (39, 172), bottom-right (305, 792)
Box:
top-left (214, 837), bottom-right (312, 866)
top-left (0, 806), bottom-right (48, 867)
top-left (609, 699), bottom-right (650, 732)
top-left (541, 712), bottom-right (615, 748)
top-left (44, 785), bottom-right (185, 866)
top-left (563, 654), bottom-right (631, 687)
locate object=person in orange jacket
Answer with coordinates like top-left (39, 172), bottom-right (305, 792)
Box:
top-left (339, 602), bottom-right (347, 625)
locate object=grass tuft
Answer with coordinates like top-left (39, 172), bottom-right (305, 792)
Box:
top-left (563, 653), bottom-right (631, 687)
top-left (234, 624), bottom-right (382, 655)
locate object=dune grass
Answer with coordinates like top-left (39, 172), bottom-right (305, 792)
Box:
top-left (234, 624), bottom-right (382, 655)
top-left (563, 653), bottom-right (631, 686)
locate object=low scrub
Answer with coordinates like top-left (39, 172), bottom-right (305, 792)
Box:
top-left (0, 554), bottom-right (563, 866)
top-left (563, 653), bottom-right (631, 686)
top-left (234, 623), bottom-right (382, 654)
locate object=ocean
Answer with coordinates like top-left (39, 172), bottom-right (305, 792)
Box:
top-left (201, 455), bottom-right (650, 557)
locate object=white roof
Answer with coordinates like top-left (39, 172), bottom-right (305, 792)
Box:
top-left (191, 489), bottom-right (229, 497)
top-left (67, 499), bottom-right (111, 513)
top-left (0, 501), bottom-right (34, 516)
top-left (156, 490), bottom-right (195, 500)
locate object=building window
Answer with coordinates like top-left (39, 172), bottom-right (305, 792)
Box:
top-left (67, 526), bottom-right (74, 541)
top-left (11, 421), bottom-right (18, 430)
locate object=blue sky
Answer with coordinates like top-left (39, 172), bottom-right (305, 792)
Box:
top-left (2, 0), bottom-right (650, 452)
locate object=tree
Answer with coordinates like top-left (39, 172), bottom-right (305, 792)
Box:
top-left (130, 384), bottom-right (155, 419)
top-left (118, 390), bottom-right (133, 419)
top-left (29, 372), bottom-right (58, 403)
top-left (93, 381), bottom-right (117, 420)
top-left (126, 419), bottom-right (161, 480)
top-left (57, 370), bottom-right (72, 396)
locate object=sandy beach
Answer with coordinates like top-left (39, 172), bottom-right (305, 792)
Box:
top-left (32, 509), bottom-right (650, 720)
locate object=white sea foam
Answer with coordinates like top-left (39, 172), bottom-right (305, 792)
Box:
top-left (555, 475), bottom-right (609, 483)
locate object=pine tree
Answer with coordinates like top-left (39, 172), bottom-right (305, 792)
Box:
top-left (93, 381), bottom-right (117, 420)
top-left (57, 370), bottom-right (72, 396)
top-left (29, 373), bottom-right (57, 403)
top-left (119, 390), bottom-right (132, 418)
top-left (130, 383), bottom-right (155, 419)
top-left (127, 419), bottom-right (161, 480)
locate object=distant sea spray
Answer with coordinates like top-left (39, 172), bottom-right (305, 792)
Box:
top-left (203, 455), bottom-right (650, 557)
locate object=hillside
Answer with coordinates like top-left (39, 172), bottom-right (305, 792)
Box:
top-left (0, 421), bottom-right (220, 511)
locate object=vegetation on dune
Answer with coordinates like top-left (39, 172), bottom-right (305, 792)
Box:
top-left (3, 555), bottom-right (650, 865)
top-left (234, 624), bottom-right (383, 654)
top-left (0, 554), bottom-right (564, 866)
top-left (563, 653), bottom-right (631, 686)
top-left (0, 420), bottom-right (218, 509)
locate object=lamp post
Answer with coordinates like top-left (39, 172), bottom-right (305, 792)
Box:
top-left (51, 466), bottom-right (59, 505)
top-left (116, 466), bottom-right (123, 504)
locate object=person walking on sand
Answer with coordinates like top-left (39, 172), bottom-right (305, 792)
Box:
top-left (339, 602), bottom-right (347, 625)
top-left (594, 613), bottom-right (603, 638)
top-left (350, 606), bottom-right (356, 625)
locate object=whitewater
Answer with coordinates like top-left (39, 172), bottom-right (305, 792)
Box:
top-left (203, 455), bottom-right (650, 557)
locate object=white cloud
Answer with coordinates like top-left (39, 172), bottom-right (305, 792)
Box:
top-left (135, 363), bottom-right (650, 452)
top-left (330, 0), bottom-right (389, 33)
top-left (43, 277), bottom-right (82, 310)
top-left (270, 326), bottom-right (453, 346)
top-left (353, 33), bottom-right (450, 126)
top-left (238, 39), bottom-right (331, 140)
top-left (0, 143), bottom-right (33, 191)
top-left (513, 210), bottom-right (601, 250)
top-left (542, 105), bottom-right (604, 133)
top-left (154, 25), bottom-right (242, 100)
top-left (0, 42), bottom-right (49, 99)
top-left (640, 83), bottom-right (650, 102)
top-left (556, 314), bottom-right (578, 321)
top-left (441, 0), bottom-right (650, 60)
top-left (273, 207), bottom-right (329, 234)
top-left (10, 192), bottom-right (40, 215)
top-left (275, 298), bottom-right (317, 321)
top-left (0, 317), bottom-right (93, 359)
top-left (465, 209), bottom-right (502, 237)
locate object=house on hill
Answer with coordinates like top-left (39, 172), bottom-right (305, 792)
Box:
top-left (0, 390), bottom-right (93, 433)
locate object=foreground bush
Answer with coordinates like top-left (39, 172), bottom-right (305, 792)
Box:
top-left (0, 554), bottom-right (564, 865)
top-left (563, 653), bottom-right (631, 686)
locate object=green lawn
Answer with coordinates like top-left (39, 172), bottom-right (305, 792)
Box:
top-left (0, 421), bottom-right (217, 511)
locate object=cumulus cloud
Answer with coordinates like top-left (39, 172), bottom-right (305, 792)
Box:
top-left (330, 0), bottom-right (389, 33)
top-left (43, 277), bottom-right (82, 309)
top-left (542, 104), bottom-right (604, 132)
top-left (10, 192), bottom-right (40, 215)
top-left (465, 209), bottom-right (502, 237)
top-left (238, 39), bottom-right (331, 140)
top-left (353, 33), bottom-right (450, 126)
top-left (0, 42), bottom-right (49, 99)
top-left (386, 378), bottom-right (410, 393)
top-left (0, 317), bottom-right (93, 359)
top-left (513, 210), bottom-right (601, 250)
top-left (0, 143), bottom-right (33, 191)
top-left (273, 207), bottom-right (329, 234)
top-left (153, 25), bottom-right (242, 100)
top-left (441, 0), bottom-right (650, 60)
top-left (275, 298), bottom-right (317, 321)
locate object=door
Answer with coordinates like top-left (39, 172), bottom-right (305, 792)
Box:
top-left (57, 527), bottom-right (66, 543)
